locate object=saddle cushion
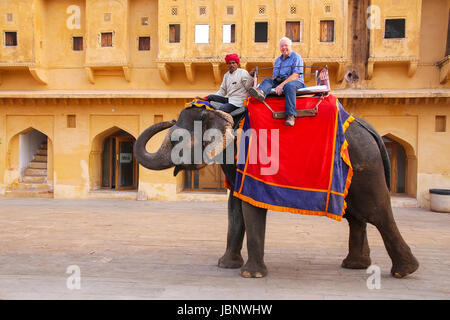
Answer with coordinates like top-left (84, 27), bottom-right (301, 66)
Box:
top-left (232, 94), bottom-right (354, 221)
top-left (269, 85), bottom-right (330, 96)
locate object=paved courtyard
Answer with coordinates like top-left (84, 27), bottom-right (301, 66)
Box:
top-left (0, 198), bottom-right (449, 300)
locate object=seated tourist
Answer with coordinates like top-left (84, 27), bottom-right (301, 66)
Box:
top-left (248, 37), bottom-right (306, 126)
top-left (207, 53), bottom-right (255, 113)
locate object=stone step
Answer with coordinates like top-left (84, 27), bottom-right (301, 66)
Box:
top-left (5, 189), bottom-right (53, 198)
top-left (36, 149), bottom-right (48, 156)
top-left (391, 196), bottom-right (418, 208)
top-left (29, 161), bottom-right (47, 169)
top-left (34, 155), bottom-right (47, 162)
top-left (13, 183), bottom-right (52, 191)
top-left (25, 168), bottom-right (47, 176)
top-left (23, 175), bottom-right (46, 183)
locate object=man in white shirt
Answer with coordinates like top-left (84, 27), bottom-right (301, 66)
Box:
top-left (207, 54), bottom-right (255, 113)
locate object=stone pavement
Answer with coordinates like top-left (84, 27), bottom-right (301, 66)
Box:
top-left (0, 198), bottom-right (449, 300)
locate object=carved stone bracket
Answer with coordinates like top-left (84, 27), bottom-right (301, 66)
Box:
top-left (184, 62), bottom-right (196, 83)
top-left (158, 62), bottom-right (171, 85)
top-left (437, 56), bottom-right (450, 84)
top-left (86, 67), bottom-right (95, 84)
top-left (336, 62), bottom-right (348, 83)
top-left (123, 66), bottom-right (131, 82)
top-left (408, 60), bottom-right (419, 78)
top-left (28, 67), bottom-right (48, 85)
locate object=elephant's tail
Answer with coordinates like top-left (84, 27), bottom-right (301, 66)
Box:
top-left (354, 118), bottom-right (391, 191)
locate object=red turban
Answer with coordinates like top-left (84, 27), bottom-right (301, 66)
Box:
top-left (225, 53), bottom-right (240, 64)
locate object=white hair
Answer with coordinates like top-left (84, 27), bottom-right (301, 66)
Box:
top-left (279, 37), bottom-right (292, 46)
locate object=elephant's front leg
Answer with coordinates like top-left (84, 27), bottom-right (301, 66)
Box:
top-left (240, 202), bottom-right (268, 278)
top-left (218, 194), bottom-right (245, 269)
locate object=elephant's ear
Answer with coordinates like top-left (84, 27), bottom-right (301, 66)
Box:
top-left (202, 109), bottom-right (235, 163)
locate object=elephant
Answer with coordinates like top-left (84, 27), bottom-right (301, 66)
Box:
top-left (134, 105), bottom-right (419, 279)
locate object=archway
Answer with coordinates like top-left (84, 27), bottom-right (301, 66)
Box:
top-left (382, 134), bottom-right (417, 197)
top-left (91, 127), bottom-right (138, 191)
top-left (6, 127), bottom-right (53, 192)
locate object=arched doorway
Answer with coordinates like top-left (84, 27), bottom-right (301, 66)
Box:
top-left (19, 129), bottom-right (48, 183)
top-left (383, 136), bottom-right (408, 194)
top-left (6, 127), bottom-right (53, 197)
top-left (101, 130), bottom-right (138, 190)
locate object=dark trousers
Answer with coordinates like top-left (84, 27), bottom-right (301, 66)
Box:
top-left (207, 95), bottom-right (238, 113)
top-left (258, 79), bottom-right (306, 117)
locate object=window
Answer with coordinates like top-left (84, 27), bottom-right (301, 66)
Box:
top-left (154, 115), bottom-right (163, 123)
top-left (435, 115), bottom-right (447, 132)
top-left (5, 32), bottom-right (17, 46)
top-left (171, 7), bottom-right (178, 16)
top-left (141, 17), bottom-right (149, 26)
top-left (169, 24), bottom-right (180, 43)
top-left (290, 6), bottom-right (297, 15)
top-left (255, 22), bottom-right (268, 43)
top-left (199, 7), bottom-right (206, 16)
top-left (67, 115), bottom-right (76, 128)
top-left (258, 6), bottom-right (266, 15)
top-left (223, 24), bottom-right (235, 43)
top-left (101, 32), bottom-right (113, 47)
top-left (138, 36), bottom-right (150, 50)
top-left (286, 21), bottom-right (302, 42)
top-left (195, 24), bottom-right (209, 44)
top-left (320, 20), bottom-right (334, 42)
top-left (6, 13), bottom-right (13, 22)
top-left (227, 6), bottom-right (234, 15)
top-left (73, 36), bottom-right (83, 51)
top-left (384, 19), bottom-right (405, 39)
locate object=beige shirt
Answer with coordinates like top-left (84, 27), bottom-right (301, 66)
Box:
top-left (216, 68), bottom-right (254, 108)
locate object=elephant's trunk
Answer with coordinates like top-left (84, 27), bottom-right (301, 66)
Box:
top-left (134, 120), bottom-right (176, 170)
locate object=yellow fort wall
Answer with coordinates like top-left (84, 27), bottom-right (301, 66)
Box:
top-left (0, 0), bottom-right (449, 209)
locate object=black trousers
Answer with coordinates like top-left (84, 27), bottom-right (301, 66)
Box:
top-left (207, 95), bottom-right (238, 113)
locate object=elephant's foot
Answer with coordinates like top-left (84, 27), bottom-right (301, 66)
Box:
top-left (341, 255), bottom-right (371, 269)
top-left (240, 261), bottom-right (267, 278)
top-left (218, 253), bottom-right (244, 269)
top-left (391, 258), bottom-right (419, 278)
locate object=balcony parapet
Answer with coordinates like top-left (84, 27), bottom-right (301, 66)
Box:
top-left (367, 56), bottom-right (420, 79)
top-left (84, 63), bottom-right (131, 84)
top-left (0, 63), bottom-right (48, 85)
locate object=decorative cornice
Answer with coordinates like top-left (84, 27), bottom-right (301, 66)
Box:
top-left (0, 90), bottom-right (448, 106)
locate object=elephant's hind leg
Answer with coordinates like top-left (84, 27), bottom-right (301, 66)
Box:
top-left (369, 207), bottom-right (419, 278)
top-left (342, 213), bottom-right (372, 269)
top-left (240, 202), bottom-right (268, 278)
top-left (218, 194), bottom-right (245, 269)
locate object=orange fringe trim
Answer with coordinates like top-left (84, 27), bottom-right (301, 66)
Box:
top-left (233, 192), bottom-right (343, 222)
top-left (340, 114), bottom-right (355, 217)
